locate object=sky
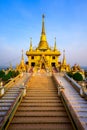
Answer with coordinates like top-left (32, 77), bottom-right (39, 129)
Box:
top-left (0, 0), bottom-right (87, 67)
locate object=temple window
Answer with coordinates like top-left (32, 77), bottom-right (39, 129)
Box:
top-left (52, 56), bottom-right (55, 59)
top-left (31, 56), bottom-right (34, 59)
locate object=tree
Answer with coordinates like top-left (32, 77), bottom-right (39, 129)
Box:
top-left (2, 70), bottom-right (20, 81)
top-left (67, 72), bottom-right (73, 78)
top-left (73, 72), bottom-right (83, 81)
top-left (0, 70), bottom-right (5, 78)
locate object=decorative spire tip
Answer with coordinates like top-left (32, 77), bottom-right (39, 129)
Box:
top-left (42, 14), bottom-right (45, 19)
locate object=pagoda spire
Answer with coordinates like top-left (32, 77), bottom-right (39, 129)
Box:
top-left (54, 37), bottom-right (57, 50)
top-left (21, 49), bottom-right (24, 61)
top-left (40, 14), bottom-right (47, 41)
top-left (62, 50), bottom-right (66, 65)
top-left (29, 37), bottom-right (32, 51)
top-left (42, 14), bottom-right (45, 34)
top-left (38, 14), bottom-right (49, 50)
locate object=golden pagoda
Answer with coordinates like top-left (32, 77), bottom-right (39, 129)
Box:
top-left (16, 50), bottom-right (26, 72)
top-left (60, 50), bottom-right (70, 72)
top-left (26, 15), bottom-right (61, 72)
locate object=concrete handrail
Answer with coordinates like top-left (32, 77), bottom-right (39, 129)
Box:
top-left (4, 73), bottom-right (22, 92)
top-left (52, 73), bottom-right (85, 129)
top-left (64, 74), bottom-right (81, 92)
top-left (64, 74), bottom-right (87, 98)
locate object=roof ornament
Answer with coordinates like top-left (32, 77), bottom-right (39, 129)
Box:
top-left (62, 50), bottom-right (66, 65)
top-left (54, 37), bottom-right (57, 51)
top-left (42, 14), bottom-right (45, 34)
top-left (30, 37), bottom-right (32, 51)
top-left (22, 49), bottom-right (24, 60)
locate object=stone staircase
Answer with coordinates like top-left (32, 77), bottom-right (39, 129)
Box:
top-left (7, 75), bottom-right (73, 130)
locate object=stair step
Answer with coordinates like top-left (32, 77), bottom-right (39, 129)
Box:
top-left (21, 99), bottom-right (61, 103)
top-left (2, 97), bottom-right (16, 99)
top-left (11, 116), bottom-right (71, 124)
top-left (17, 106), bottom-right (65, 111)
top-left (27, 88), bottom-right (57, 90)
top-left (0, 103), bottom-right (12, 106)
top-left (8, 123), bottom-right (73, 130)
top-left (26, 94), bottom-right (58, 96)
top-left (19, 102), bottom-right (63, 107)
top-left (0, 111), bottom-right (7, 116)
top-left (0, 107), bottom-right (10, 111)
top-left (4, 94), bottom-right (18, 96)
top-left (0, 99), bottom-right (14, 103)
top-left (6, 92), bottom-right (19, 94)
top-left (15, 111), bottom-right (67, 117)
top-left (24, 97), bottom-right (59, 100)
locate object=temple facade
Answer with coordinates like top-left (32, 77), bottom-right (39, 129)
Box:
top-left (26, 15), bottom-right (62, 72)
top-left (17, 15), bottom-right (70, 73)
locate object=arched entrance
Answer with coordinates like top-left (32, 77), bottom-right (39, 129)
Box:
top-left (51, 62), bottom-right (55, 67)
top-left (41, 63), bottom-right (45, 69)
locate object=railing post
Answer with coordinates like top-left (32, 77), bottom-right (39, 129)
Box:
top-left (58, 82), bottom-right (64, 96)
top-left (21, 72), bottom-right (23, 77)
top-left (80, 83), bottom-right (86, 97)
top-left (23, 87), bottom-right (26, 97)
top-left (0, 82), bottom-right (4, 97)
top-left (20, 82), bottom-right (27, 97)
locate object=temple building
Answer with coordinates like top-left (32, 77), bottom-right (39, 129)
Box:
top-left (26, 15), bottom-right (61, 72)
top-left (16, 15), bottom-right (70, 73)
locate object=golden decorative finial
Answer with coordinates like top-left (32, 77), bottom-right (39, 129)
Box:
top-left (42, 14), bottom-right (45, 34)
top-left (10, 62), bottom-right (12, 70)
top-left (22, 49), bottom-right (23, 54)
top-left (22, 49), bottom-right (24, 60)
top-left (30, 37), bottom-right (32, 42)
top-left (54, 37), bottom-right (56, 50)
top-left (63, 50), bottom-right (65, 53)
top-left (30, 37), bottom-right (32, 51)
top-left (42, 14), bottom-right (45, 19)
top-left (62, 50), bottom-right (66, 65)
top-left (63, 50), bottom-right (65, 59)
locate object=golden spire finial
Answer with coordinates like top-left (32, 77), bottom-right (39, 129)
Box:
top-left (63, 49), bottom-right (65, 54)
top-left (63, 50), bottom-right (65, 59)
top-left (30, 37), bottom-right (32, 51)
top-left (30, 37), bottom-right (32, 42)
top-left (22, 49), bottom-right (24, 60)
top-left (62, 50), bottom-right (66, 65)
top-left (42, 14), bottom-right (45, 19)
top-left (54, 37), bottom-right (56, 50)
top-left (42, 14), bottom-right (45, 34)
top-left (9, 62), bottom-right (12, 70)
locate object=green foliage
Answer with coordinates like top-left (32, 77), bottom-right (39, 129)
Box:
top-left (67, 72), bottom-right (73, 78)
top-left (14, 71), bottom-right (20, 77)
top-left (0, 70), bottom-right (5, 78)
top-left (2, 74), bottom-right (11, 81)
top-left (2, 70), bottom-right (20, 81)
top-left (73, 72), bottom-right (83, 81)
